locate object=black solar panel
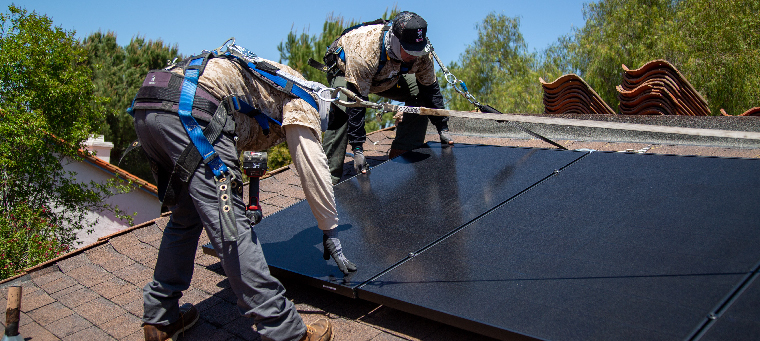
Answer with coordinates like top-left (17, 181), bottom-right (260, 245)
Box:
top-left (255, 144), bottom-right (584, 295)
top-left (256, 144), bottom-right (760, 340)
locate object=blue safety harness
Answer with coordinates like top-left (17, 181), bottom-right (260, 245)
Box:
top-left (126, 50), bottom-right (324, 240)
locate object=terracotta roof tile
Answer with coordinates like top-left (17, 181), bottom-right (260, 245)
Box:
top-left (618, 60), bottom-right (710, 116)
top-left (739, 107), bottom-right (760, 116)
top-left (79, 150), bottom-right (157, 196)
top-left (541, 74), bottom-right (616, 115)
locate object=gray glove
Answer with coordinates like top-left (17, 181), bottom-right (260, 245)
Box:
top-left (352, 146), bottom-right (369, 174)
top-left (323, 229), bottom-right (357, 275)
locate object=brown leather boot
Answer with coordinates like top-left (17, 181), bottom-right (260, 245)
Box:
top-left (298, 318), bottom-right (333, 341)
top-left (143, 303), bottom-right (199, 341)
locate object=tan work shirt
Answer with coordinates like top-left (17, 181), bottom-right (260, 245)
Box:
top-left (334, 25), bottom-right (438, 96)
top-left (170, 57), bottom-right (321, 152)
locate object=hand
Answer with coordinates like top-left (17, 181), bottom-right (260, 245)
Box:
top-left (323, 234), bottom-right (357, 275)
top-left (393, 111), bottom-right (404, 124)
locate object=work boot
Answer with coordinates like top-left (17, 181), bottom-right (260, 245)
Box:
top-left (352, 146), bottom-right (369, 174)
top-left (439, 129), bottom-right (454, 145)
top-left (299, 318), bottom-right (334, 341)
top-left (143, 303), bottom-right (199, 341)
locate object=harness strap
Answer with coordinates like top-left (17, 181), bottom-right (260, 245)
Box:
top-left (246, 60), bottom-right (319, 110)
top-left (377, 22), bottom-right (393, 75)
top-left (177, 58), bottom-right (229, 179)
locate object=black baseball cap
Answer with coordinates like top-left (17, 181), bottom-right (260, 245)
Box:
top-left (392, 11), bottom-right (429, 56)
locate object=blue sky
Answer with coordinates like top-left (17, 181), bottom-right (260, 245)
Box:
top-left (5, 0), bottom-right (589, 67)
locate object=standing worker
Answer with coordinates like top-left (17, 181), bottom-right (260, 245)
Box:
top-left (130, 43), bottom-right (355, 341)
top-left (317, 11), bottom-right (454, 184)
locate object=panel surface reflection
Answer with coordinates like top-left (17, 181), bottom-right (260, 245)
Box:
top-left (255, 143), bottom-right (585, 289)
top-left (358, 151), bottom-right (760, 340)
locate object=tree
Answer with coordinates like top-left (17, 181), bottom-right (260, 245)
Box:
top-left (82, 32), bottom-right (182, 183)
top-left (566, 0), bottom-right (679, 110)
top-left (440, 13), bottom-right (547, 114)
top-left (669, 0), bottom-right (760, 115)
top-left (556, 0), bottom-right (759, 115)
top-left (0, 5), bottom-right (131, 280)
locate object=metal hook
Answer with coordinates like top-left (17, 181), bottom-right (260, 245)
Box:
top-left (213, 37), bottom-right (235, 55)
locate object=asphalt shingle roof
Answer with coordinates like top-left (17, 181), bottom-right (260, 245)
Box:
top-left (3, 116), bottom-right (760, 340)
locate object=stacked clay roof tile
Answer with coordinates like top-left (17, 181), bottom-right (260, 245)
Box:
top-left (617, 59), bottom-right (710, 116)
top-left (540, 74), bottom-right (616, 115)
top-left (722, 107), bottom-right (760, 116)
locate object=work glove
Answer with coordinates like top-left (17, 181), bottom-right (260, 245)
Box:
top-left (352, 146), bottom-right (369, 174)
top-left (439, 129), bottom-right (454, 145)
top-left (323, 230), bottom-right (357, 275)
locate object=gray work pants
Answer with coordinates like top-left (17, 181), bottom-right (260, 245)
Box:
top-left (134, 109), bottom-right (305, 341)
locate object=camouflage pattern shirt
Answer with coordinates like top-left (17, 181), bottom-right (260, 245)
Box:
top-left (334, 25), bottom-right (438, 96)
top-left (169, 57), bottom-right (321, 152)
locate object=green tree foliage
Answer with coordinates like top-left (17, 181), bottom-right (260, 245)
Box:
top-left (0, 5), bottom-right (131, 280)
top-left (82, 32), bottom-right (182, 183)
top-left (440, 14), bottom-right (552, 114)
top-left (554, 0), bottom-right (758, 114)
top-left (567, 0), bottom-right (681, 109)
top-left (447, 0), bottom-right (757, 116)
top-left (669, 0), bottom-right (760, 115)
